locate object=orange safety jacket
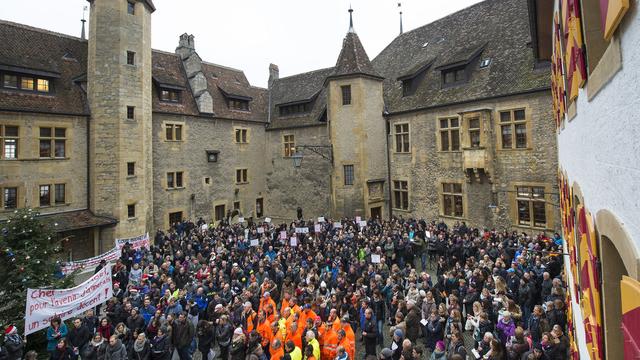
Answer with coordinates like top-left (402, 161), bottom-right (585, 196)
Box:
top-left (257, 319), bottom-right (272, 348)
top-left (321, 329), bottom-right (338, 360)
top-left (270, 346), bottom-right (284, 360)
top-left (338, 337), bottom-right (354, 360)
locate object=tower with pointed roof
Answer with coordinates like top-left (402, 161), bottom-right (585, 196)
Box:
top-left (87, 0), bottom-right (155, 243)
top-left (326, 8), bottom-right (388, 219)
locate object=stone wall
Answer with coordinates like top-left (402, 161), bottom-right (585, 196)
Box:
top-left (87, 0), bottom-right (154, 244)
top-left (0, 112), bottom-right (88, 217)
top-left (152, 114), bottom-right (267, 230)
top-left (264, 125), bottom-right (331, 222)
top-left (388, 90), bottom-right (560, 233)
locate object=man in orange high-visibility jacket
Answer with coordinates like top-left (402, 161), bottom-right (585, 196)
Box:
top-left (270, 338), bottom-right (285, 360)
top-left (287, 322), bottom-right (303, 350)
top-left (340, 316), bottom-right (355, 349)
top-left (260, 292), bottom-right (277, 315)
top-left (257, 310), bottom-right (273, 350)
top-left (289, 298), bottom-right (301, 316)
top-left (281, 293), bottom-right (292, 318)
top-left (337, 329), bottom-right (354, 360)
top-left (299, 305), bottom-right (317, 330)
top-left (242, 301), bottom-right (258, 333)
top-left (328, 309), bottom-right (341, 332)
top-left (321, 326), bottom-right (338, 360)
top-left (266, 303), bottom-right (277, 324)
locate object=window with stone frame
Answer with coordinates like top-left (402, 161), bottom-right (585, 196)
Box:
top-left (127, 203), bottom-right (136, 218)
top-left (442, 182), bottom-right (464, 217)
top-left (468, 117), bottom-right (481, 148)
top-left (167, 171), bottom-right (184, 189)
top-left (1, 73), bottom-right (50, 92)
top-left (393, 180), bottom-right (409, 210)
top-left (283, 134), bottom-right (295, 157)
top-left (439, 117), bottom-right (460, 151)
top-left (516, 186), bottom-right (547, 228)
top-left (235, 128), bottom-right (248, 143)
top-left (2, 187), bottom-right (18, 209)
top-left (442, 66), bottom-right (467, 86)
top-left (54, 183), bottom-right (66, 204)
top-left (1, 125), bottom-right (18, 159)
top-left (343, 165), bottom-right (354, 185)
top-left (500, 109), bottom-right (527, 149)
top-left (165, 123), bottom-right (183, 141)
top-left (236, 168), bottom-right (248, 184)
top-left (394, 123), bottom-right (410, 153)
top-left (341, 85), bottom-right (352, 105)
top-left (127, 1), bottom-right (135, 15)
top-left (229, 99), bottom-right (250, 111)
top-left (39, 127), bottom-right (66, 158)
top-left (126, 51), bottom-right (135, 65)
top-left (39, 184), bottom-right (51, 207)
top-left (160, 89), bottom-right (180, 102)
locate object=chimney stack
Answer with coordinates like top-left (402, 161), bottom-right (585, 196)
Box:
top-left (268, 63), bottom-right (279, 88)
top-left (175, 33), bottom-right (196, 60)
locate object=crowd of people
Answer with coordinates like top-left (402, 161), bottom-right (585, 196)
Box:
top-left (2, 215), bottom-right (570, 360)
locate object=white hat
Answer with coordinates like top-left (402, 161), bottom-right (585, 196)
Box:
top-left (215, 304), bottom-right (223, 310)
top-left (234, 327), bottom-right (243, 335)
top-left (244, 301), bottom-right (252, 308)
top-left (419, 290), bottom-right (426, 298)
top-left (320, 281), bottom-right (327, 288)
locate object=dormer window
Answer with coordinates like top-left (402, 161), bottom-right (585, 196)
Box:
top-left (279, 102), bottom-right (310, 116)
top-left (442, 67), bottom-right (467, 86)
top-left (1, 73), bottom-right (51, 93)
top-left (229, 99), bottom-right (249, 111)
top-left (160, 89), bottom-right (180, 102)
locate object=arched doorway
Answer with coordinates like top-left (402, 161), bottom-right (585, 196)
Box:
top-left (599, 234), bottom-right (627, 359)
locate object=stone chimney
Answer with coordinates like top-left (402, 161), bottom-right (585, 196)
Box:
top-left (268, 63), bottom-right (279, 91)
top-left (175, 34), bottom-right (213, 114)
top-left (175, 33), bottom-right (195, 59)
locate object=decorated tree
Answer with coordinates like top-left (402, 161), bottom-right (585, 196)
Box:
top-left (0, 208), bottom-right (75, 335)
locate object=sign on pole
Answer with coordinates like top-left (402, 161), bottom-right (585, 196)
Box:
top-left (115, 233), bottom-right (150, 250)
top-left (60, 248), bottom-right (120, 275)
top-left (25, 266), bottom-right (113, 335)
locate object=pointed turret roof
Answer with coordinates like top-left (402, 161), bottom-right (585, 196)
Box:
top-left (328, 9), bottom-right (382, 81)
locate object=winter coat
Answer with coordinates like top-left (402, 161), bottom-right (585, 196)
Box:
top-left (496, 319), bottom-right (516, 345)
top-left (150, 335), bottom-right (171, 360)
top-left (229, 338), bottom-right (246, 360)
top-left (49, 346), bottom-right (76, 360)
top-left (429, 350), bottom-right (446, 360)
top-left (404, 307), bottom-right (421, 343)
top-left (129, 341), bottom-right (151, 360)
top-left (5, 334), bottom-right (24, 360)
top-left (424, 318), bottom-right (442, 350)
top-left (46, 324), bottom-right (69, 352)
top-left (81, 342), bottom-right (107, 360)
top-left (197, 324), bottom-right (215, 352)
top-left (216, 324), bottom-right (233, 347)
top-left (68, 325), bottom-right (93, 351)
top-left (171, 320), bottom-right (194, 349)
top-left (104, 340), bottom-right (127, 360)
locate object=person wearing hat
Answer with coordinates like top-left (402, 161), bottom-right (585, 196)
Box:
top-left (242, 301), bottom-right (258, 333)
top-left (260, 291), bottom-right (276, 316)
top-left (4, 325), bottom-right (24, 360)
top-left (496, 311), bottom-right (515, 346)
top-left (229, 328), bottom-right (246, 360)
top-left (390, 329), bottom-right (404, 360)
top-left (215, 316), bottom-right (233, 360)
top-left (429, 341), bottom-right (446, 360)
top-left (379, 348), bottom-right (393, 360)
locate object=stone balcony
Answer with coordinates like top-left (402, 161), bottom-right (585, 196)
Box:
top-left (463, 147), bottom-right (492, 183)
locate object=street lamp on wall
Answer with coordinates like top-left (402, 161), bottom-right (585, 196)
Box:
top-left (290, 145), bottom-right (333, 168)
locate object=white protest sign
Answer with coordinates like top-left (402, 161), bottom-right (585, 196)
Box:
top-left (257, 227), bottom-right (265, 234)
top-left (356, 216), bottom-right (361, 222)
top-left (359, 221), bottom-right (367, 227)
top-left (60, 247), bottom-right (121, 275)
top-left (318, 217), bottom-right (325, 223)
top-left (301, 227), bottom-right (309, 234)
top-left (371, 254), bottom-right (381, 264)
top-left (333, 222), bottom-right (342, 228)
top-left (295, 228), bottom-right (302, 234)
top-left (314, 224), bottom-right (321, 233)
top-left (426, 231), bottom-right (431, 238)
top-left (280, 231), bottom-right (287, 240)
top-left (115, 233), bottom-right (150, 250)
top-left (25, 266), bottom-right (113, 335)
top-left (238, 217), bottom-right (245, 223)
top-left (290, 237), bottom-right (298, 247)
top-left (265, 217), bottom-right (272, 223)
top-left (250, 239), bottom-right (259, 247)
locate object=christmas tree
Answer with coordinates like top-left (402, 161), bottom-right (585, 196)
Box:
top-left (0, 208), bottom-right (76, 335)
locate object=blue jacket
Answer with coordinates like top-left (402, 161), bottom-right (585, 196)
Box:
top-left (46, 323), bottom-right (68, 352)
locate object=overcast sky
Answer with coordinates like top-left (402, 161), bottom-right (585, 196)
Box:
top-left (3, 0), bottom-right (482, 87)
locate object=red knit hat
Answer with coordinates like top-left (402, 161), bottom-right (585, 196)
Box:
top-left (5, 325), bottom-right (16, 335)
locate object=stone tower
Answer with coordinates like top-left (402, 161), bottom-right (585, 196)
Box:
top-left (87, 0), bottom-right (155, 244)
top-left (326, 9), bottom-right (388, 218)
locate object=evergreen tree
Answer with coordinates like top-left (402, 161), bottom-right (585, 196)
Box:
top-left (0, 208), bottom-right (76, 334)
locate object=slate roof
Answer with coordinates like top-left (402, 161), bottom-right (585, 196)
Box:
top-left (38, 209), bottom-right (117, 232)
top-left (267, 67), bottom-right (334, 130)
top-left (330, 32), bottom-right (382, 80)
top-left (0, 20), bottom-right (89, 115)
top-left (371, 0), bottom-right (550, 114)
top-left (0, 20), bottom-right (267, 122)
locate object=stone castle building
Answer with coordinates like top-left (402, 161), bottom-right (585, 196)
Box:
top-left (0, 0), bottom-right (559, 259)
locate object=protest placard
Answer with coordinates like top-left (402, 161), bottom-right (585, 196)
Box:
top-left (314, 224), bottom-right (321, 233)
top-left (359, 221), bottom-right (367, 227)
top-left (60, 247), bottom-right (121, 275)
top-left (25, 267), bottom-right (113, 335)
top-left (115, 233), bottom-right (150, 250)
top-left (318, 217), bottom-right (325, 223)
top-left (238, 217), bottom-right (245, 223)
top-left (265, 217), bottom-right (272, 223)
top-left (290, 237), bottom-right (298, 247)
top-left (371, 254), bottom-right (381, 264)
top-left (257, 227), bottom-right (264, 234)
top-left (250, 239), bottom-right (259, 247)
top-left (333, 222), bottom-right (342, 228)
top-left (355, 216), bottom-right (361, 222)
top-left (280, 231), bottom-right (287, 240)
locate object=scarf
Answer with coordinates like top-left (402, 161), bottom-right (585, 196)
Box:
top-left (134, 340), bottom-right (147, 353)
top-left (91, 339), bottom-right (104, 347)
